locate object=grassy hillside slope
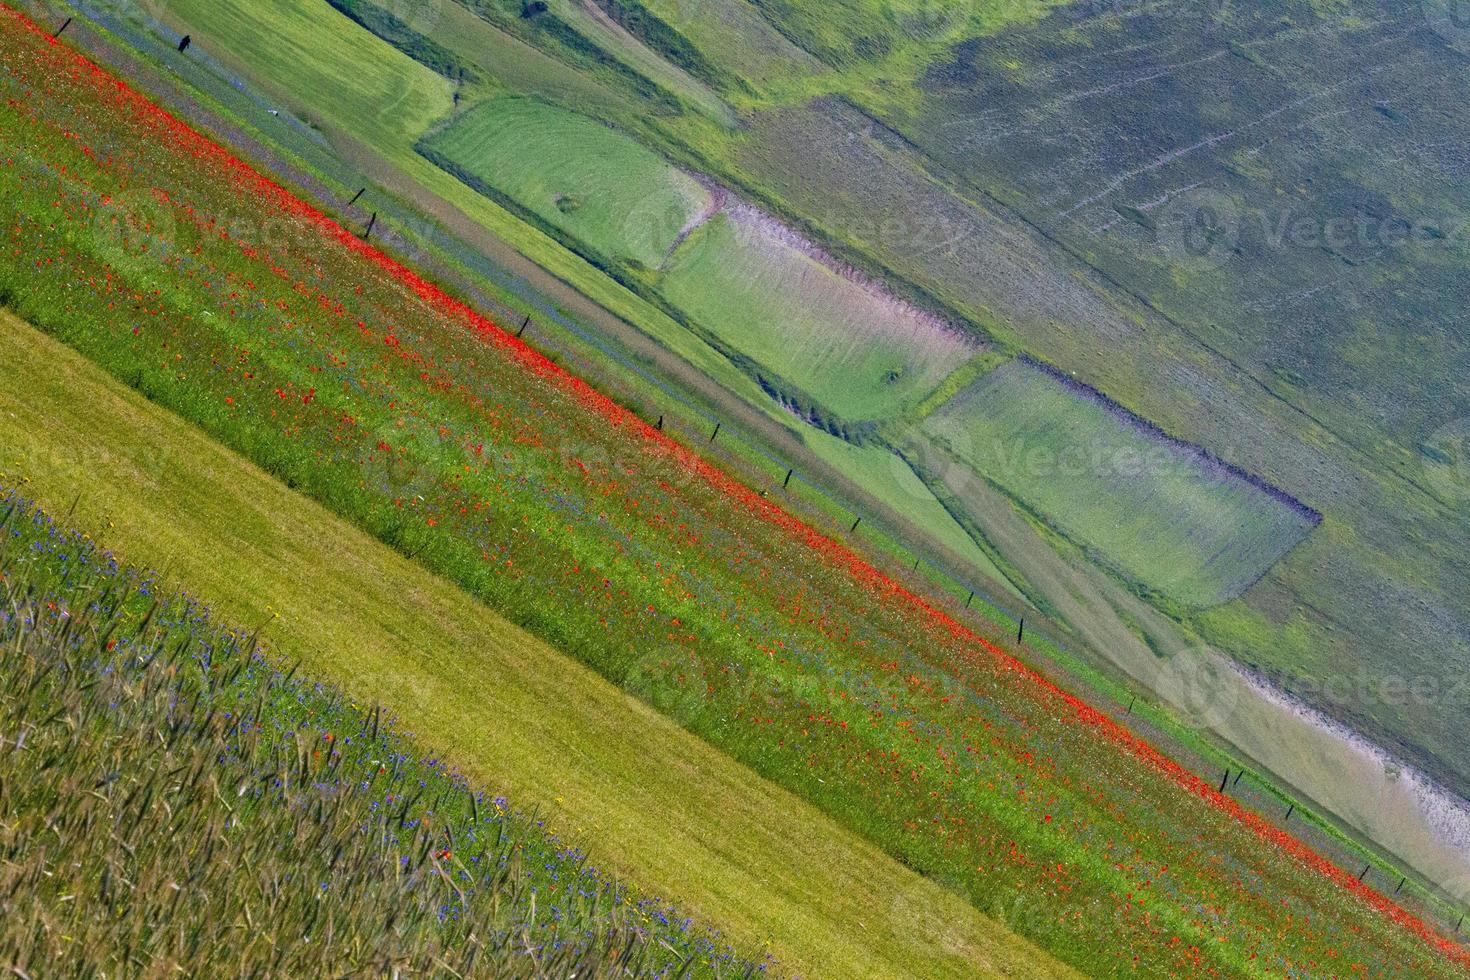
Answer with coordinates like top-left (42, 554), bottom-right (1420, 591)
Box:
top-left (0, 495), bottom-right (757, 977)
top-left (0, 310), bottom-right (1069, 979)
top-left (2, 8), bottom-right (1466, 970)
top-left (167, 0), bottom-right (453, 145)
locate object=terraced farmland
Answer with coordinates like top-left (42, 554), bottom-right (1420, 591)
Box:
top-left (155, 0), bottom-right (1470, 828)
top-left (1, 7), bottom-right (1465, 974)
top-left (420, 97), bottom-right (714, 268)
top-left (49, 0), bottom-right (1470, 929)
top-left (926, 359), bottom-right (1321, 607)
top-left (421, 97), bottom-right (981, 426)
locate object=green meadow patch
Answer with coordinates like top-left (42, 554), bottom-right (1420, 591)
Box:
top-left (796, 425), bottom-right (1020, 596)
top-left (165, 0), bottom-right (453, 145)
top-left (924, 359), bottom-right (1320, 607)
top-left (594, 0), bottom-right (824, 96)
top-left (661, 206), bottom-right (980, 423)
top-left (420, 97), bottom-right (712, 269)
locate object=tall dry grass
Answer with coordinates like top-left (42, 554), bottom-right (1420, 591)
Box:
top-left (0, 493), bottom-right (758, 978)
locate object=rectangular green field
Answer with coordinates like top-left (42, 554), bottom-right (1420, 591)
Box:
top-left (420, 97), bottom-right (713, 268)
top-left (661, 206), bottom-right (981, 422)
top-left (925, 359), bottom-right (1320, 607)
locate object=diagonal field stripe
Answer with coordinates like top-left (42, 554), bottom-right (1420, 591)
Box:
top-left (0, 309), bottom-right (1075, 978)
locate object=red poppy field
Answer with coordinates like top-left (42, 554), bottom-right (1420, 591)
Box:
top-left (1, 5), bottom-right (1466, 975)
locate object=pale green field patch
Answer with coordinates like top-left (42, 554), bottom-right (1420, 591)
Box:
top-left (661, 206), bottom-right (980, 423)
top-left (164, 0), bottom-right (453, 145)
top-left (925, 359), bottom-right (1319, 607)
top-left (797, 425), bottom-right (1022, 597)
top-left (421, 97), bottom-right (713, 268)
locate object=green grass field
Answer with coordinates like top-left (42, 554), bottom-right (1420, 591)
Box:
top-left (540, 0), bottom-right (736, 122)
top-left (421, 97), bottom-right (713, 268)
top-left (413, 0), bottom-right (642, 116)
top-left (48, 0), bottom-right (1470, 891)
top-left (0, 497), bottom-right (752, 976)
top-left (661, 208), bottom-right (980, 422)
top-left (166, 0), bottom-right (452, 144)
top-left (600, 0), bottom-right (824, 96)
top-left (925, 359), bottom-right (1320, 607)
top-left (796, 425), bottom-right (1020, 596)
top-left (0, 311), bottom-right (1070, 980)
